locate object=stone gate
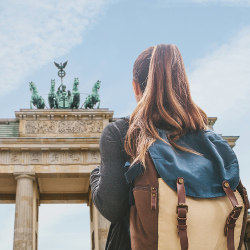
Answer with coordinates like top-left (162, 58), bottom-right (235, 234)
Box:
top-left (0, 109), bottom-right (240, 249)
top-left (0, 109), bottom-right (114, 250)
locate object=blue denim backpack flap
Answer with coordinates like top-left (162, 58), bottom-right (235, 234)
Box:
top-left (148, 129), bottom-right (240, 198)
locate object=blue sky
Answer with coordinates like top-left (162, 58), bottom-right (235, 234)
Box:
top-left (0, 0), bottom-right (250, 249)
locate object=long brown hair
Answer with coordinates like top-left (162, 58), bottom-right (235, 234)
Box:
top-left (125, 44), bottom-right (208, 166)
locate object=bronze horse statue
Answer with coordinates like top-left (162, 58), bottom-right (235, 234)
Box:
top-left (83, 80), bottom-right (101, 109)
top-left (29, 82), bottom-right (45, 109)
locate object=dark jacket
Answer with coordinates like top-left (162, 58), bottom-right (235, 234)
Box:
top-left (90, 117), bottom-right (130, 223)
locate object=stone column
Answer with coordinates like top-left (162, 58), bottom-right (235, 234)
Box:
top-left (89, 201), bottom-right (110, 250)
top-left (32, 181), bottom-right (39, 250)
top-left (13, 174), bottom-right (36, 250)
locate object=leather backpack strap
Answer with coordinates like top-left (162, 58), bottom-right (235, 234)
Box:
top-left (236, 181), bottom-right (249, 249)
top-left (176, 177), bottom-right (188, 250)
top-left (222, 180), bottom-right (243, 250)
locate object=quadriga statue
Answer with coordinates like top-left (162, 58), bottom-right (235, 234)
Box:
top-left (83, 80), bottom-right (101, 109)
top-left (29, 82), bottom-right (45, 109)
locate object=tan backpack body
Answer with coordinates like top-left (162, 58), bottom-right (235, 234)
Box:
top-left (127, 152), bottom-right (249, 250)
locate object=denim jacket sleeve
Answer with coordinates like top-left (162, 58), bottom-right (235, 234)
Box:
top-left (90, 118), bottom-right (129, 223)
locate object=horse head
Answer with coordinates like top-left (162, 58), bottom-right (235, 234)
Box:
top-left (73, 78), bottom-right (79, 90)
top-left (51, 79), bottom-right (55, 87)
top-left (29, 82), bottom-right (36, 92)
top-left (93, 80), bottom-right (101, 91)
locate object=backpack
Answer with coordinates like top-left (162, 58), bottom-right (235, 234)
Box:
top-left (124, 129), bottom-right (249, 250)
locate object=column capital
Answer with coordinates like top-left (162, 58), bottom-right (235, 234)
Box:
top-left (14, 173), bottom-right (36, 181)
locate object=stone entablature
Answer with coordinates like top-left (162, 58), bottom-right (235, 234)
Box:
top-left (0, 150), bottom-right (100, 165)
top-left (24, 120), bottom-right (103, 135)
top-left (16, 109), bottom-right (113, 138)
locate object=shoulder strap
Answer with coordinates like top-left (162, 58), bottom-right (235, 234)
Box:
top-left (176, 177), bottom-right (188, 250)
top-left (236, 181), bottom-right (249, 249)
top-left (222, 180), bottom-right (243, 250)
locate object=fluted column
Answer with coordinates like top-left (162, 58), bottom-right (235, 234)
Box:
top-left (89, 201), bottom-right (110, 250)
top-left (13, 174), bottom-right (36, 250)
top-left (32, 180), bottom-right (39, 250)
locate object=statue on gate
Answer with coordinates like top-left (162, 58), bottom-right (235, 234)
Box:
top-left (29, 82), bottom-right (46, 109)
top-left (28, 61), bottom-right (101, 109)
top-left (70, 78), bottom-right (80, 109)
top-left (48, 79), bottom-right (57, 108)
top-left (83, 80), bottom-right (101, 109)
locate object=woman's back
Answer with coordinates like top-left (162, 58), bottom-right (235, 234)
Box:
top-left (90, 44), bottom-right (249, 250)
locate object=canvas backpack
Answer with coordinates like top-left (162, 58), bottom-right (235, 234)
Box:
top-left (124, 130), bottom-right (249, 250)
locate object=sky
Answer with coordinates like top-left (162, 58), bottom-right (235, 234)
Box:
top-left (0, 0), bottom-right (250, 249)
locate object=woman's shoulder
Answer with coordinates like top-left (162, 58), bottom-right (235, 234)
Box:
top-left (101, 116), bottom-right (130, 142)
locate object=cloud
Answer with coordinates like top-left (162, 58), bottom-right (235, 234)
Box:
top-left (190, 0), bottom-right (250, 5)
top-left (188, 26), bottom-right (250, 192)
top-left (38, 204), bottom-right (90, 249)
top-left (157, 0), bottom-right (250, 6)
top-left (0, 0), bottom-right (113, 96)
top-left (0, 206), bottom-right (15, 250)
top-left (39, 204), bottom-right (89, 230)
top-left (188, 26), bottom-right (250, 118)
top-left (0, 204), bottom-right (91, 250)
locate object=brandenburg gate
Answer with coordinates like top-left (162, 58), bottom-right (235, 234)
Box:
top-left (0, 108), bottom-right (113, 250)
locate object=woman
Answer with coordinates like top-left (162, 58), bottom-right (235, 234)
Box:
top-left (90, 44), bottom-right (247, 250)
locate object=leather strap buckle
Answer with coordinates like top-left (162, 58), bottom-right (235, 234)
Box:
top-left (233, 204), bottom-right (243, 212)
top-left (224, 205), bottom-right (243, 235)
top-left (177, 216), bottom-right (187, 221)
top-left (177, 224), bottom-right (187, 231)
top-left (176, 203), bottom-right (188, 213)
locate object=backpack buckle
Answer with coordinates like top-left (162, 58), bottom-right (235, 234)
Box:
top-left (176, 203), bottom-right (188, 213)
top-left (224, 205), bottom-right (243, 235)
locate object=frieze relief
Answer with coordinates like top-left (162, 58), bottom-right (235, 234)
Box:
top-left (10, 152), bottom-right (22, 164)
top-left (48, 152), bottom-right (62, 164)
top-left (26, 121), bottom-right (57, 134)
top-left (0, 150), bottom-right (102, 165)
top-left (30, 152), bottom-right (42, 164)
top-left (66, 152), bottom-right (82, 164)
top-left (86, 151), bottom-right (100, 163)
top-left (0, 151), bottom-right (8, 164)
top-left (0, 151), bottom-right (97, 165)
top-left (24, 120), bottom-right (103, 135)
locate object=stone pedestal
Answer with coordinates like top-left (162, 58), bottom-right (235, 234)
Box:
top-left (13, 174), bottom-right (36, 250)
